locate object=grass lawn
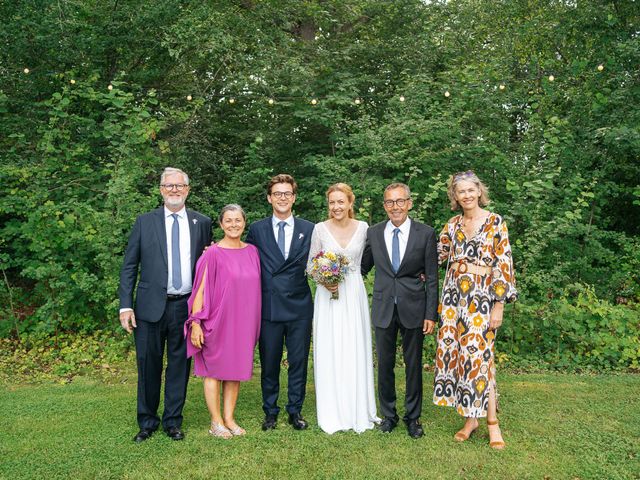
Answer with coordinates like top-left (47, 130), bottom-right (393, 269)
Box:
top-left (1, 368), bottom-right (638, 480)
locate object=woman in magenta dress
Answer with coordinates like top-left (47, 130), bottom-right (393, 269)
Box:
top-left (185, 204), bottom-right (261, 439)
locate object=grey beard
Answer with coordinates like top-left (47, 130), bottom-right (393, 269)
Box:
top-left (164, 197), bottom-right (186, 209)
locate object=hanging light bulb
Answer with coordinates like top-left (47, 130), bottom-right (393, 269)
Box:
top-left (186, 95), bottom-right (192, 101)
top-left (268, 98), bottom-right (275, 105)
top-left (311, 98), bottom-right (318, 105)
top-left (399, 95), bottom-right (405, 102)
top-left (23, 68), bottom-right (30, 74)
top-left (548, 75), bottom-right (555, 82)
top-left (499, 84), bottom-right (505, 91)
top-left (597, 64), bottom-right (604, 72)
top-left (444, 90), bottom-right (450, 97)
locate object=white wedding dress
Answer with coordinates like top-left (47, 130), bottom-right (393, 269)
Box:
top-left (308, 220), bottom-right (380, 434)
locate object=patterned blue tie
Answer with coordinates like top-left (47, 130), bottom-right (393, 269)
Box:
top-left (277, 221), bottom-right (286, 258)
top-left (392, 227), bottom-right (401, 273)
top-left (171, 214), bottom-right (182, 290)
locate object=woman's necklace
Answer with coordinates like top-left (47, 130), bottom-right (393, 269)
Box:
top-left (462, 214), bottom-right (478, 228)
top-left (461, 210), bottom-right (486, 237)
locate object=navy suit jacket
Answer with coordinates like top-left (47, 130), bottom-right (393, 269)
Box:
top-left (118, 207), bottom-right (212, 323)
top-left (246, 217), bottom-right (314, 322)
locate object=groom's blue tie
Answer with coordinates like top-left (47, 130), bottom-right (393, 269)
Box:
top-left (277, 221), bottom-right (287, 258)
top-left (392, 227), bottom-right (401, 273)
top-left (171, 213), bottom-right (182, 290)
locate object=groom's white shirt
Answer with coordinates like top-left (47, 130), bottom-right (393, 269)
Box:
top-left (272, 214), bottom-right (294, 259)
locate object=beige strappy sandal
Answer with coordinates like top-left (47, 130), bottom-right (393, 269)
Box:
top-left (208, 421), bottom-right (232, 439)
top-left (227, 424), bottom-right (246, 436)
top-left (454, 425), bottom-right (478, 442)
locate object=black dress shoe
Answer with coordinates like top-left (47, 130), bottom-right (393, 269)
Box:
top-left (262, 414), bottom-right (278, 431)
top-left (288, 412), bottom-right (308, 430)
top-left (379, 416), bottom-right (398, 433)
top-left (133, 428), bottom-right (154, 443)
top-left (405, 419), bottom-right (424, 439)
top-left (165, 426), bottom-right (185, 441)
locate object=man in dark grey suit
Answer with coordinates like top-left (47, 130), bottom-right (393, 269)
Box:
top-left (119, 167), bottom-right (212, 443)
top-left (361, 182), bottom-right (438, 439)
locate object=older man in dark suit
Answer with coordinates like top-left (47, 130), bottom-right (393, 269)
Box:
top-left (361, 182), bottom-right (438, 439)
top-left (245, 174), bottom-right (315, 431)
top-left (119, 167), bottom-right (212, 443)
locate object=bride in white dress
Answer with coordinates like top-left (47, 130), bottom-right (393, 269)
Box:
top-left (308, 183), bottom-right (379, 434)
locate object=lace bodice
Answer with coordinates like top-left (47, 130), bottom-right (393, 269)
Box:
top-left (308, 220), bottom-right (368, 273)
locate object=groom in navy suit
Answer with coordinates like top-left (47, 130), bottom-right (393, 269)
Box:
top-left (118, 167), bottom-right (212, 442)
top-left (245, 174), bottom-right (315, 431)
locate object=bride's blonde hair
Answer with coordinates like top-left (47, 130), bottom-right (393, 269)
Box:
top-left (326, 183), bottom-right (355, 219)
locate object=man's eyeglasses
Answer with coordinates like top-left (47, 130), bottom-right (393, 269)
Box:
top-left (161, 183), bottom-right (188, 191)
top-left (383, 198), bottom-right (411, 208)
top-left (271, 191), bottom-right (294, 199)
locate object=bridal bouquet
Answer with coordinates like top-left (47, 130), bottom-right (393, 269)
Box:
top-left (308, 250), bottom-right (350, 300)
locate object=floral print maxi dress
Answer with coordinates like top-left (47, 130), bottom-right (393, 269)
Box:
top-left (433, 212), bottom-right (517, 418)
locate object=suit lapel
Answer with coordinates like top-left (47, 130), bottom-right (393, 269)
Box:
top-left (376, 223), bottom-right (393, 272)
top-left (154, 207), bottom-right (168, 267)
top-left (264, 218), bottom-right (286, 262)
top-left (286, 218), bottom-right (303, 264)
top-left (186, 209), bottom-right (198, 270)
top-left (398, 219), bottom-right (418, 273)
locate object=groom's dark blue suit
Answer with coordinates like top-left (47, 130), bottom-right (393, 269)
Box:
top-left (246, 216), bottom-right (314, 416)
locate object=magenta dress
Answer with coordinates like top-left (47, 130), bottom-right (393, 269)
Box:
top-left (184, 244), bottom-right (261, 381)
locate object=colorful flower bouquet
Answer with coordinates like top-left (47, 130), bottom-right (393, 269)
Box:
top-left (308, 250), bottom-right (350, 300)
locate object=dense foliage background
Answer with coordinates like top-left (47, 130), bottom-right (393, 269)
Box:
top-left (1, 0), bottom-right (638, 370)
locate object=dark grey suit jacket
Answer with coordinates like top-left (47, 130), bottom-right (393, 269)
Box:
top-left (361, 219), bottom-right (438, 329)
top-left (118, 207), bottom-right (212, 322)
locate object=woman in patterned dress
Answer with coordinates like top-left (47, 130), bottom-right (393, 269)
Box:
top-left (433, 171), bottom-right (517, 449)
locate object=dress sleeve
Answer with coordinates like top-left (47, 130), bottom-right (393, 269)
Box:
top-left (437, 222), bottom-right (452, 266)
top-left (251, 244), bottom-right (261, 278)
top-left (489, 217), bottom-right (518, 303)
top-left (306, 224), bottom-right (322, 275)
top-left (184, 248), bottom-right (216, 339)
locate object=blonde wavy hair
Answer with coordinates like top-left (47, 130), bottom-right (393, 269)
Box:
top-left (447, 171), bottom-right (490, 210)
top-left (326, 183), bottom-right (355, 219)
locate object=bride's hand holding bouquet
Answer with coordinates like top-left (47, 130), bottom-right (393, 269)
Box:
top-left (309, 250), bottom-right (350, 300)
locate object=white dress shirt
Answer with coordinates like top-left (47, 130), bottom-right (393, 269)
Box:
top-left (272, 215), bottom-right (294, 259)
top-left (165, 206), bottom-right (192, 295)
top-left (384, 218), bottom-right (411, 266)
